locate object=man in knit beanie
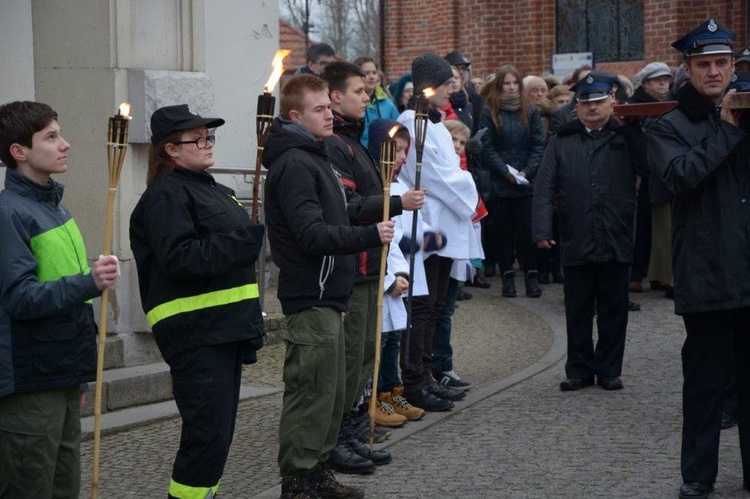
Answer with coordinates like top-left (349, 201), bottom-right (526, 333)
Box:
top-left (411, 53), bottom-right (455, 95)
top-left (397, 53), bottom-right (483, 412)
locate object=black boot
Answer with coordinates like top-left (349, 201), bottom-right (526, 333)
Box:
top-left (346, 436), bottom-right (392, 465)
top-left (327, 441), bottom-right (376, 475)
top-left (525, 271), bottom-right (542, 298)
top-left (502, 271), bottom-right (516, 297)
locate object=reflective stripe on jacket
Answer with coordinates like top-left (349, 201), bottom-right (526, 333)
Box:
top-left (129, 168), bottom-right (264, 362)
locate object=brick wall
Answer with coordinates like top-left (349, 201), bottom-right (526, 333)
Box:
top-left (383, 0), bottom-right (747, 83)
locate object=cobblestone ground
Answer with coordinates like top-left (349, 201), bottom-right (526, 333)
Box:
top-left (81, 279), bottom-right (750, 498)
top-left (80, 279), bottom-right (551, 498)
top-left (333, 284), bottom-right (750, 498)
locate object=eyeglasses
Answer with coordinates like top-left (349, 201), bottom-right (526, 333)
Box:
top-left (172, 135), bottom-right (216, 149)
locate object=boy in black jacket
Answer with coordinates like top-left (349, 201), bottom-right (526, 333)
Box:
top-left (320, 61), bottom-right (425, 473)
top-left (263, 74), bottom-right (394, 498)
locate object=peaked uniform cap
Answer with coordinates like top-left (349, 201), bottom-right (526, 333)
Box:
top-left (729, 71), bottom-right (750, 92)
top-left (671, 18), bottom-right (736, 57)
top-left (570, 71), bottom-right (617, 102)
top-left (735, 47), bottom-right (750, 65)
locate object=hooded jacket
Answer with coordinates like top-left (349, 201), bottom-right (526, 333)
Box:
top-left (129, 168), bottom-right (265, 362)
top-left (533, 117), bottom-right (645, 266)
top-left (647, 82), bottom-right (750, 314)
top-left (324, 112), bottom-right (403, 282)
top-left (0, 168), bottom-right (100, 397)
top-left (361, 86), bottom-right (400, 148)
top-left (263, 117), bottom-right (382, 315)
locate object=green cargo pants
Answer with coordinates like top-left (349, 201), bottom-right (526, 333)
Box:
top-left (0, 386), bottom-right (81, 498)
top-left (343, 280), bottom-right (379, 413)
top-left (278, 307), bottom-right (346, 476)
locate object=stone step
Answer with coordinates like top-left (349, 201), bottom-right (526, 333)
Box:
top-left (81, 362), bottom-right (173, 417)
top-left (81, 384), bottom-right (280, 440)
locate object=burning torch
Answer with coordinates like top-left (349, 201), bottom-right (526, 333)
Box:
top-left (403, 88), bottom-right (433, 362)
top-left (91, 102), bottom-right (131, 498)
top-left (252, 49), bottom-right (290, 224)
top-left (368, 126), bottom-right (399, 447)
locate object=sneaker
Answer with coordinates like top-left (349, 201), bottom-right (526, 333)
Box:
top-left (426, 379), bottom-right (466, 401)
top-left (433, 370), bottom-right (472, 391)
top-left (380, 387), bottom-right (425, 420)
top-left (281, 471), bottom-right (323, 498)
top-left (313, 463), bottom-right (365, 498)
top-left (374, 400), bottom-right (407, 428)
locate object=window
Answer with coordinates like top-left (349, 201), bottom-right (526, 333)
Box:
top-left (556, 0), bottom-right (644, 62)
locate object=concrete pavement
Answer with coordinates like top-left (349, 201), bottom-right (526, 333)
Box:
top-left (79, 278), bottom-right (750, 498)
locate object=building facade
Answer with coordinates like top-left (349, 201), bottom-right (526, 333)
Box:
top-left (382, 0), bottom-right (748, 81)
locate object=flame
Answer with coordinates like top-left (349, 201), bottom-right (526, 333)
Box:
top-left (388, 125), bottom-right (400, 138)
top-left (422, 87), bottom-right (436, 98)
top-left (263, 49), bottom-right (291, 93)
top-left (118, 102), bottom-right (132, 119)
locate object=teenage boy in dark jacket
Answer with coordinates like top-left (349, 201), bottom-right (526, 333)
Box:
top-left (320, 61), bottom-right (425, 473)
top-left (263, 74), bottom-right (394, 499)
top-left (0, 101), bottom-right (119, 497)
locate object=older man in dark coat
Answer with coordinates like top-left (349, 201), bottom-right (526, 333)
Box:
top-left (533, 72), bottom-right (645, 393)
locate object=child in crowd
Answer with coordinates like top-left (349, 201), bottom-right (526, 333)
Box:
top-left (367, 119), bottom-right (437, 422)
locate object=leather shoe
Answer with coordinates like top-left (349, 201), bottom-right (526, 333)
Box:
top-left (403, 388), bottom-right (454, 412)
top-left (598, 376), bottom-right (623, 390)
top-left (426, 380), bottom-right (466, 401)
top-left (559, 377), bottom-right (594, 391)
top-left (628, 300), bottom-right (641, 311)
top-left (346, 437), bottom-right (392, 466)
top-left (678, 481), bottom-right (713, 498)
top-left (327, 441), bottom-right (375, 475)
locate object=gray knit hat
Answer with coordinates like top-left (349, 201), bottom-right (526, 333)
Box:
top-left (411, 53), bottom-right (454, 93)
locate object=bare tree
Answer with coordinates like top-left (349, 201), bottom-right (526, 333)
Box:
top-left (279, 0), bottom-right (379, 61)
top-left (350, 0), bottom-right (379, 59)
top-left (319, 0), bottom-right (351, 58)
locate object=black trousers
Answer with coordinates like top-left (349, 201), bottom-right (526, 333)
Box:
top-left (168, 341), bottom-right (244, 495)
top-left (485, 196), bottom-right (537, 273)
top-left (681, 308), bottom-right (750, 483)
top-left (563, 262), bottom-right (629, 380)
top-left (401, 255), bottom-right (452, 391)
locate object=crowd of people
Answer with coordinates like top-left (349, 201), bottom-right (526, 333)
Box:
top-left (1, 15), bottom-right (750, 499)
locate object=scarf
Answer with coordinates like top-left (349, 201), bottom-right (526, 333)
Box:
top-left (500, 94), bottom-right (521, 112)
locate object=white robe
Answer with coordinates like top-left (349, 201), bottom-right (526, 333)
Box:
top-left (397, 110), bottom-right (483, 263)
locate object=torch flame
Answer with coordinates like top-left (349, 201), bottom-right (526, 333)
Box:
top-left (118, 102), bottom-right (132, 119)
top-left (388, 125), bottom-right (400, 138)
top-left (422, 87), bottom-right (436, 98)
top-left (263, 49), bottom-right (291, 93)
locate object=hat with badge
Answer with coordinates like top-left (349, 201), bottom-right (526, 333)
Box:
top-left (735, 47), bottom-right (750, 65)
top-left (729, 71), bottom-right (750, 92)
top-left (150, 104), bottom-right (225, 146)
top-left (570, 71), bottom-right (617, 102)
top-left (671, 18), bottom-right (736, 57)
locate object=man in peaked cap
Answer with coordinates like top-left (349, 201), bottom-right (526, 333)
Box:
top-left (647, 18), bottom-right (750, 499)
top-left (533, 71), bottom-right (646, 394)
